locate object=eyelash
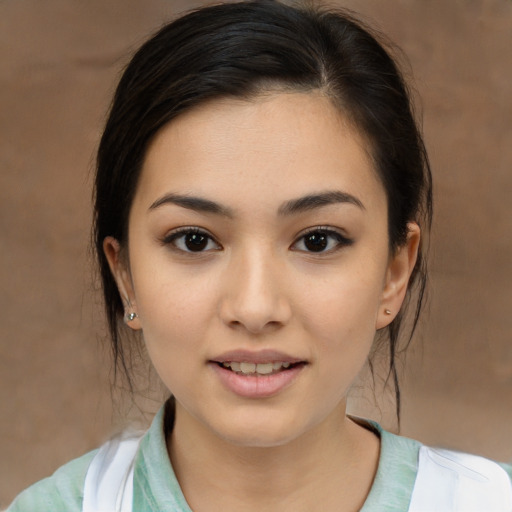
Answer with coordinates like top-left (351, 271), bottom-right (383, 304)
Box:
top-left (162, 227), bottom-right (221, 253)
top-left (291, 226), bottom-right (353, 254)
top-left (161, 226), bottom-right (353, 254)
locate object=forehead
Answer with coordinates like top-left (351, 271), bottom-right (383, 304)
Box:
top-left (135, 92), bottom-right (385, 214)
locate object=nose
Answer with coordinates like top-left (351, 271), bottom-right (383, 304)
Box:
top-left (219, 246), bottom-right (292, 334)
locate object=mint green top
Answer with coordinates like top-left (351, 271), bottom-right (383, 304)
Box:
top-left (7, 406), bottom-right (512, 511)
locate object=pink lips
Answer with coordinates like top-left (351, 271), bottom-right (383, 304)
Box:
top-left (211, 349), bottom-right (304, 365)
top-left (210, 350), bottom-right (307, 398)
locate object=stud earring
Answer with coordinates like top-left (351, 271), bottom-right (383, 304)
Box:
top-left (384, 309), bottom-right (392, 315)
top-left (125, 311), bottom-right (138, 323)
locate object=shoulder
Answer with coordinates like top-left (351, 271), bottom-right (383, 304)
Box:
top-left (499, 461), bottom-right (512, 481)
top-left (361, 421), bottom-right (512, 512)
top-left (409, 446), bottom-right (512, 511)
top-left (6, 449), bottom-right (97, 512)
top-left (375, 423), bottom-right (512, 488)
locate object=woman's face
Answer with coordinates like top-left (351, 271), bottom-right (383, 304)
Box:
top-left (106, 92), bottom-right (418, 447)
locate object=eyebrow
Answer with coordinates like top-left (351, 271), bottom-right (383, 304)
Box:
top-left (277, 191), bottom-right (365, 215)
top-left (149, 193), bottom-right (234, 217)
top-left (148, 190), bottom-right (364, 217)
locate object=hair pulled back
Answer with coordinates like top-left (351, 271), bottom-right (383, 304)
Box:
top-left (94, 0), bottom-right (432, 419)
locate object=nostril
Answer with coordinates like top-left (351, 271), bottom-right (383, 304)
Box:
top-left (219, 284), bottom-right (292, 333)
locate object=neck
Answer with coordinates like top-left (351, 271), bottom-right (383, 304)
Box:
top-left (167, 401), bottom-right (380, 512)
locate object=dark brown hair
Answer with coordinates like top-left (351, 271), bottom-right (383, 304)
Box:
top-left (94, 0), bottom-right (432, 420)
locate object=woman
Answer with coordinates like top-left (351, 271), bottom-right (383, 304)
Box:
top-left (7, 1), bottom-right (512, 511)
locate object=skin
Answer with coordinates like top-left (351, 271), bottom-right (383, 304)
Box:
top-left (105, 92), bottom-right (420, 511)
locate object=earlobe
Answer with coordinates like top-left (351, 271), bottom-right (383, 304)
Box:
top-left (103, 236), bottom-right (142, 331)
top-left (376, 223), bottom-right (421, 330)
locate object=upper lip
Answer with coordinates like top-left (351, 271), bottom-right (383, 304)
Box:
top-left (210, 349), bottom-right (306, 365)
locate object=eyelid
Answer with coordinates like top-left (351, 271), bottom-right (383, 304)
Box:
top-left (297, 225), bottom-right (351, 239)
top-left (159, 225), bottom-right (352, 254)
top-left (291, 225), bottom-right (353, 252)
top-left (161, 226), bottom-right (222, 251)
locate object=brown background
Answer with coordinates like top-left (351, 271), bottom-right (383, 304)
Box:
top-left (1, 0), bottom-right (511, 506)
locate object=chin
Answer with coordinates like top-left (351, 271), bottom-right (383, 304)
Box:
top-left (208, 409), bottom-right (314, 449)
top-left (219, 426), bottom-right (300, 448)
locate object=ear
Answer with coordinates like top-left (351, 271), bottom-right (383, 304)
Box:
top-left (376, 222), bottom-right (421, 330)
top-left (103, 236), bottom-right (142, 331)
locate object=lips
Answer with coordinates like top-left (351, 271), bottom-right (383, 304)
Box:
top-left (210, 350), bottom-right (307, 398)
top-left (211, 349), bottom-right (305, 365)
top-left (221, 361), bottom-right (293, 375)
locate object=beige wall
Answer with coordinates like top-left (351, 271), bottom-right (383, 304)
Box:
top-left (1, 0), bottom-right (511, 506)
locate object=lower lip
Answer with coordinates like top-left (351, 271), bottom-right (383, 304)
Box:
top-left (210, 363), bottom-right (305, 398)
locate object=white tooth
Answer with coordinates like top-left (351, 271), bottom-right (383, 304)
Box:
top-left (282, 362), bottom-right (290, 369)
top-left (272, 362), bottom-right (283, 370)
top-left (222, 362), bottom-right (230, 368)
top-left (230, 362), bottom-right (241, 372)
top-left (256, 363), bottom-right (273, 375)
top-left (240, 362), bottom-right (256, 374)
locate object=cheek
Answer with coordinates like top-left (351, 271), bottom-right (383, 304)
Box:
top-left (132, 248), bottom-right (215, 322)
top-left (297, 263), bottom-right (385, 344)
top-left (295, 259), bottom-right (387, 395)
top-left (130, 263), bottom-right (218, 372)
top-left (135, 289), bottom-right (208, 396)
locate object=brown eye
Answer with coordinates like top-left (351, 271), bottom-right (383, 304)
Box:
top-left (304, 232), bottom-right (328, 252)
top-left (164, 228), bottom-right (221, 253)
top-left (184, 232), bottom-right (208, 251)
top-left (292, 228), bottom-right (353, 253)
